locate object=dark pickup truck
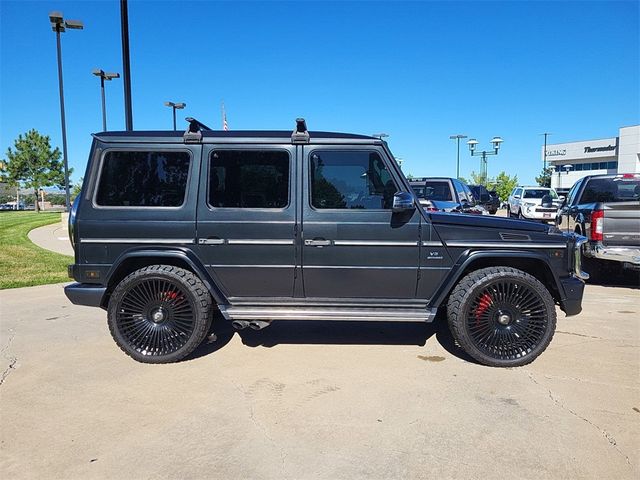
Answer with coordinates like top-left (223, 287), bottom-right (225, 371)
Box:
top-left (556, 173), bottom-right (640, 276)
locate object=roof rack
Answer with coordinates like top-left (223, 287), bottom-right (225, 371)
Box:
top-left (183, 117), bottom-right (213, 143)
top-left (291, 118), bottom-right (310, 144)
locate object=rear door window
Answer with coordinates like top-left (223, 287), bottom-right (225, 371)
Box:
top-left (95, 150), bottom-right (191, 207)
top-left (208, 150), bottom-right (290, 208)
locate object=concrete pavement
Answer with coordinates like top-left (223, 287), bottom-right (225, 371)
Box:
top-left (27, 219), bottom-right (74, 257)
top-left (0, 282), bottom-right (638, 479)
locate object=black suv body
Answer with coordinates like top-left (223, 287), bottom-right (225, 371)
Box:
top-left (65, 120), bottom-right (588, 367)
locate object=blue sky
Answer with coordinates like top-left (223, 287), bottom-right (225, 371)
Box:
top-left (1, 0), bottom-right (638, 185)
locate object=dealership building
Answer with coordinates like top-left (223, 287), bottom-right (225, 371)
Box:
top-left (542, 125), bottom-right (640, 193)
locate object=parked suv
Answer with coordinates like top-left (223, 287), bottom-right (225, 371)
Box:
top-left (65, 119), bottom-right (587, 367)
top-left (508, 186), bottom-right (560, 222)
top-left (409, 177), bottom-right (486, 214)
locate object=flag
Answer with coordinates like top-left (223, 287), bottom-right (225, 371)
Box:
top-left (222, 102), bottom-right (228, 131)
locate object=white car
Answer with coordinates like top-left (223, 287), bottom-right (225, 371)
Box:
top-left (507, 186), bottom-right (561, 221)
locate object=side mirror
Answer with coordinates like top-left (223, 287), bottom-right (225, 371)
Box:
top-left (514, 194), bottom-right (521, 199)
top-left (541, 194), bottom-right (553, 208)
top-left (392, 191), bottom-right (416, 213)
top-left (558, 195), bottom-right (566, 202)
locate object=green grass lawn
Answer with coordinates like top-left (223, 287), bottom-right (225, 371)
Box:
top-left (0, 211), bottom-right (72, 289)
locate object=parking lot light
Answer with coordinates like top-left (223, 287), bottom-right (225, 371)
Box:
top-left (165, 101), bottom-right (186, 130)
top-left (92, 69), bottom-right (120, 131)
top-left (49, 11), bottom-right (83, 212)
top-left (468, 137), bottom-right (503, 186)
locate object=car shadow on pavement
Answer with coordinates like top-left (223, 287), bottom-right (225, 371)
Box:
top-left (188, 310), bottom-right (478, 364)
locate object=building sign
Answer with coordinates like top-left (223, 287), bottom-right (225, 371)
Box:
top-left (543, 137), bottom-right (618, 162)
top-left (546, 149), bottom-right (566, 157)
top-left (584, 145), bottom-right (616, 153)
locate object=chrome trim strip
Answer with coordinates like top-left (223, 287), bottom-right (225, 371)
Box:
top-left (226, 239), bottom-right (294, 245)
top-left (304, 265), bottom-right (416, 270)
top-left (446, 241), bottom-right (566, 249)
top-left (207, 264), bottom-right (294, 268)
top-left (333, 240), bottom-right (418, 247)
top-left (80, 238), bottom-right (195, 244)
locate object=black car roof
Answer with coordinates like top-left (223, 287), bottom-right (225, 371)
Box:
top-left (93, 130), bottom-right (378, 144)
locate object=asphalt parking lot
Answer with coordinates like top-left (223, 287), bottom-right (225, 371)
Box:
top-left (1, 279), bottom-right (638, 479)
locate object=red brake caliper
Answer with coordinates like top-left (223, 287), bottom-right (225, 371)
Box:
top-left (475, 293), bottom-right (493, 326)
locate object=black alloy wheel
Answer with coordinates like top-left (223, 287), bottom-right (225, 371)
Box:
top-left (447, 267), bottom-right (556, 367)
top-left (108, 265), bottom-right (212, 363)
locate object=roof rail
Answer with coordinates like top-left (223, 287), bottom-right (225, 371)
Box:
top-left (183, 117), bottom-right (212, 143)
top-left (291, 118), bottom-right (310, 144)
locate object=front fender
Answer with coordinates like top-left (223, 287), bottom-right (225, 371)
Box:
top-left (429, 250), bottom-right (563, 308)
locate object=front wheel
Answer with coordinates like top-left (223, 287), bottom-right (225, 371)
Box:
top-left (107, 265), bottom-right (213, 363)
top-left (447, 267), bottom-right (557, 367)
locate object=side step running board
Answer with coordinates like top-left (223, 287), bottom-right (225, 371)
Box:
top-left (219, 306), bottom-right (438, 323)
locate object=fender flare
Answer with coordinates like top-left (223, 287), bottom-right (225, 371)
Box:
top-left (429, 249), bottom-right (563, 308)
top-left (105, 247), bottom-right (227, 305)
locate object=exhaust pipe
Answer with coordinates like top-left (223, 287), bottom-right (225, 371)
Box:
top-left (231, 320), bottom-right (249, 330)
top-left (249, 320), bottom-right (271, 330)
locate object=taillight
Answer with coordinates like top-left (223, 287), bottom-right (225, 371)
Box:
top-left (590, 209), bottom-right (604, 241)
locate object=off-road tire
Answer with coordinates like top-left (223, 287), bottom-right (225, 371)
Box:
top-left (447, 267), bottom-right (556, 367)
top-left (107, 265), bottom-right (213, 363)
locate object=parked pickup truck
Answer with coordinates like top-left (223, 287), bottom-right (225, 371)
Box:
top-left (409, 177), bottom-right (487, 214)
top-left (556, 173), bottom-right (640, 277)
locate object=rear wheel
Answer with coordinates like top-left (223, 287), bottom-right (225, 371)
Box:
top-left (517, 209), bottom-right (525, 219)
top-left (447, 267), bottom-right (556, 367)
top-left (107, 265), bottom-right (213, 363)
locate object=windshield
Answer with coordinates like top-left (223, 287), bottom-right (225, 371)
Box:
top-left (582, 177), bottom-right (640, 203)
top-left (523, 189), bottom-right (557, 199)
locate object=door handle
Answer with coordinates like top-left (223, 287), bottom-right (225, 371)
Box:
top-left (305, 239), bottom-right (332, 247)
top-left (199, 237), bottom-right (226, 245)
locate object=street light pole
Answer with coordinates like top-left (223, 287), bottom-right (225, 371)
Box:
top-left (540, 132), bottom-right (552, 171)
top-left (49, 12), bottom-right (83, 212)
top-left (92, 69), bottom-right (120, 131)
top-left (467, 137), bottom-right (503, 185)
top-left (120, 0), bottom-right (133, 130)
top-left (164, 102), bottom-right (186, 130)
top-left (449, 134), bottom-right (468, 179)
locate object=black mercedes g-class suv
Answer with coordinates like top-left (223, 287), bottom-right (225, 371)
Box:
top-left (65, 119), bottom-right (588, 367)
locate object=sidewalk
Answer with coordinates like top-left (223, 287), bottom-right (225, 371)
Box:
top-left (28, 220), bottom-right (74, 256)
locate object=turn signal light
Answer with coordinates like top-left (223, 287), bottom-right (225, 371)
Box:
top-left (590, 209), bottom-right (604, 241)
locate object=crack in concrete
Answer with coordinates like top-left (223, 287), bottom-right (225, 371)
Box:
top-left (0, 332), bottom-right (16, 387)
top-left (525, 370), bottom-right (632, 468)
top-left (556, 330), bottom-right (605, 340)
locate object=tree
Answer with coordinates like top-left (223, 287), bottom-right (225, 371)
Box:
top-left (71, 177), bottom-right (84, 201)
top-left (535, 167), bottom-right (553, 188)
top-left (1, 130), bottom-right (70, 212)
top-left (491, 171), bottom-right (518, 201)
top-left (467, 170), bottom-right (494, 186)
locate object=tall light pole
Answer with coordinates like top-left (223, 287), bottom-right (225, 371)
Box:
top-left (120, 0), bottom-right (133, 130)
top-left (467, 136), bottom-right (503, 185)
top-left (164, 102), bottom-right (186, 130)
top-left (540, 132), bottom-right (552, 171)
top-left (49, 11), bottom-right (83, 212)
top-left (92, 69), bottom-right (120, 131)
top-left (449, 134), bottom-right (468, 179)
